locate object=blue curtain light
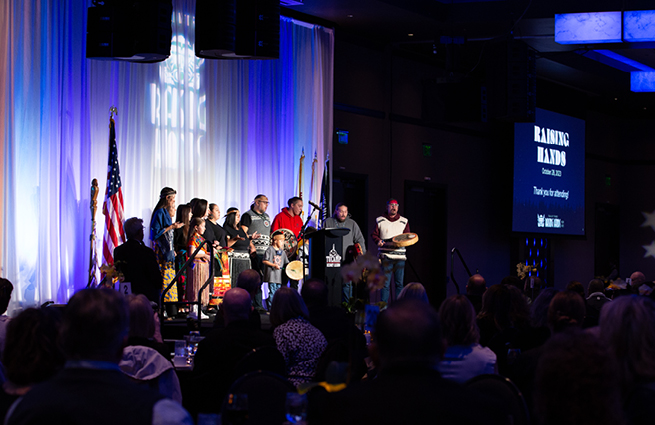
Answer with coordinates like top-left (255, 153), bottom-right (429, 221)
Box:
top-left (624, 10), bottom-right (655, 42)
top-left (1, 0), bottom-right (334, 309)
top-left (631, 71), bottom-right (655, 92)
top-left (555, 12), bottom-right (622, 44)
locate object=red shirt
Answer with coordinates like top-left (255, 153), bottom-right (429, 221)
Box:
top-left (271, 207), bottom-right (303, 238)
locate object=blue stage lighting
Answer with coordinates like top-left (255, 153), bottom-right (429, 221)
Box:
top-left (555, 12), bottom-right (622, 44)
top-left (624, 10), bottom-right (655, 42)
top-left (631, 72), bottom-right (655, 92)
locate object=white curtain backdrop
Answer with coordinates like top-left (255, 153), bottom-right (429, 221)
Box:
top-left (1, 0), bottom-right (333, 311)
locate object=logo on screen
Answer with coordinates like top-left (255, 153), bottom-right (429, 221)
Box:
top-left (537, 214), bottom-right (545, 227)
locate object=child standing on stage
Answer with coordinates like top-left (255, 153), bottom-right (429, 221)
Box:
top-left (263, 233), bottom-right (289, 310)
top-left (187, 217), bottom-right (211, 316)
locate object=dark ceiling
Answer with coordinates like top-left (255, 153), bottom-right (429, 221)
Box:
top-left (283, 0), bottom-right (655, 116)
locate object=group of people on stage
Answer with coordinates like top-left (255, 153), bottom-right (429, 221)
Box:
top-left (141, 189), bottom-right (310, 318)
top-left (117, 185), bottom-right (413, 318)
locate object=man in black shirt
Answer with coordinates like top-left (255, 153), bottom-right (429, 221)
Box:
top-left (114, 217), bottom-right (163, 303)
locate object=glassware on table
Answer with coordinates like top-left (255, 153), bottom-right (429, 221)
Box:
top-left (223, 393), bottom-right (248, 425)
top-left (285, 392), bottom-right (308, 424)
top-left (184, 331), bottom-right (201, 357)
top-left (174, 340), bottom-right (186, 357)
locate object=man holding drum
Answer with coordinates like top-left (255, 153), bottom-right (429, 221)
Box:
top-left (372, 198), bottom-right (410, 303)
top-left (271, 196), bottom-right (304, 239)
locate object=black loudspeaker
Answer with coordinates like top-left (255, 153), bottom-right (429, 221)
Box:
top-left (486, 39), bottom-right (536, 122)
top-left (86, 0), bottom-right (172, 63)
top-left (195, 0), bottom-right (280, 60)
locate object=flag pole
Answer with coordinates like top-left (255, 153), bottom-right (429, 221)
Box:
top-left (101, 106), bottom-right (126, 286)
top-left (298, 148), bottom-right (305, 201)
top-left (87, 179), bottom-right (100, 288)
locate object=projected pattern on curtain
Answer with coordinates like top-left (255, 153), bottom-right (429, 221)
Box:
top-left (1, 0), bottom-right (333, 309)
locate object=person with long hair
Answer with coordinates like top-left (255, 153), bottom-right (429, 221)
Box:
top-left (223, 207), bottom-right (252, 287)
top-left (437, 294), bottom-right (496, 383)
top-left (476, 284), bottom-right (530, 375)
top-left (600, 295), bottom-right (655, 423)
top-left (150, 187), bottom-right (183, 318)
top-left (534, 329), bottom-right (624, 425)
top-left (187, 218), bottom-right (211, 317)
top-left (270, 287), bottom-right (327, 386)
top-left (191, 199), bottom-right (208, 221)
top-left (509, 290), bottom-right (585, 418)
top-left (174, 204), bottom-right (193, 309)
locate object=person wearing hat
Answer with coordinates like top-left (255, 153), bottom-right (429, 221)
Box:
top-left (372, 198), bottom-right (410, 303)
top-left (149, 187), bottom-right (184, 318)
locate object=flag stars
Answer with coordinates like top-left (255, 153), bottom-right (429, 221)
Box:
top-left (641, 210), bottom-right (655, 232)
top-left (644, 241), bottom-right (655, 259)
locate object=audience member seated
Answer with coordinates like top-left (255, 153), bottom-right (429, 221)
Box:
top-left (308, 299), bottom-right (506, 425)
top-left (523, 276), bottom-right (545, 304)
top-left (5, 288), bottom-right (192, 425)
top-left (630, 271), bottom-right (647, 294)
top-left (301, 278), bottom-right (367, 382)
top-left (125, 294), bottom-right (169, 359)
top-left (120, 346), bottom-right (182, 404)
top-left (437, 294), bottom-right (496, 384)
top-left (234, 269), bottom-right (265, 315)
top-left (600, 295), bottom-right (655, 424)
top-left (500, 275), bottom-right (522, 291)
top-left (120, 294), bottom-right (182, 403)
top-left (114, 218), bottom-right (163, 304)
top-left (476, 284), bottom-right (531, 375)
top-left (526, 288), bottom-right (558, 349)
top-left (0, 307), bottom-right (65, 420)
top-left (508, 290), bottom-right (585, 418)
top-left (466, 274), bottom-right (486, 314)
top-left (270, 287), bottom-right (327, 387)
top-left (0, 278), bottom-right (13, 358)
top-left (534, 329), bottom-right (623, 425)
top-left (188, 288), bottom-right (276, 418)
top-left (397, 282), bottom-right (429, 303)
top-left (566, 280), bottom-right (585, 299)
top-left (586, 278), bottom-right (611, 327)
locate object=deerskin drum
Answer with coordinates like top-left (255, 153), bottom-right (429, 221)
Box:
top-left (391, 233), bottom-right (419, 247)
top-left (285, 260), bottom-right (304, 281)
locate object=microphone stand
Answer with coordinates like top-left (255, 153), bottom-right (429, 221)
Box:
top-left (298, 204), bottom-right (320, 280)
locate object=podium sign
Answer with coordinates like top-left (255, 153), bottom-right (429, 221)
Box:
top-left (306, 228), bottom-right (350, 307)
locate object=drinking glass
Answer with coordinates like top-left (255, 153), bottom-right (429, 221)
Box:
top-left (285, 392), bottom-right (307, 424)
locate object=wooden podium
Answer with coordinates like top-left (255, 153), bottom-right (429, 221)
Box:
top-left (306, 227), bottom-right (350, 307)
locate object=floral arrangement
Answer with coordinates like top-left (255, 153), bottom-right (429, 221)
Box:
top-left (341, 252), bottom-right (386, 292)
top-left (340, 252), bottom-right (388, 312)
top-left (516, 263), bottom-right (537, 280)
top-left (98, 262), bottom-right (125, 288)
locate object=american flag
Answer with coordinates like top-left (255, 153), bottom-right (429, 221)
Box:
top-left (102, 117), bottom-right (126, 265)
